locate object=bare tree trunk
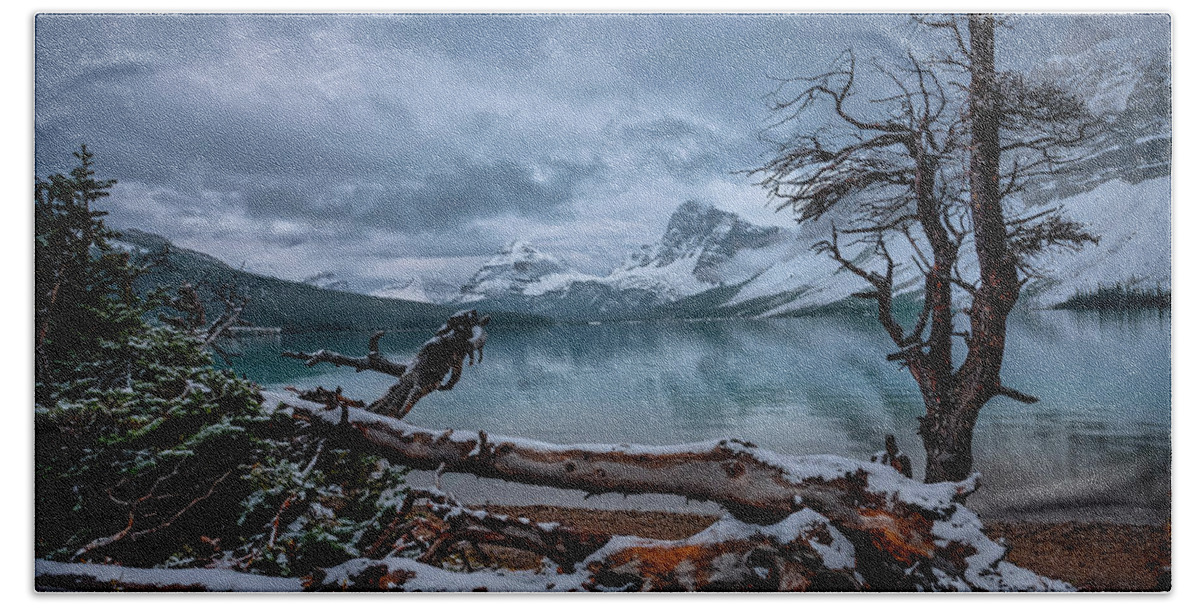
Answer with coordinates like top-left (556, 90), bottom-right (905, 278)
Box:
top-left (919, 14), bottom-right (1028, 483)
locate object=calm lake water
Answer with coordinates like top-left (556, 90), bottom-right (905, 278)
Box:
top-left (231, 310), bottom-right (1170, 523)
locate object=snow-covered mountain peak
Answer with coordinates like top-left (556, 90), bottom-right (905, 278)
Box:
top-left (497, 239), bottom-right (540, 257)
top-left (484, 240), bottom-right (572, 277)
top-left (458, 240), bottom-right (589, 302)
top-left (621, 200), bottom-right (787, 284)
top-left (447, 202), bottom-right (794, 314)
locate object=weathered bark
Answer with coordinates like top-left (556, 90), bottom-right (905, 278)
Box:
top-left (918, 14), bottom-right (1025, 483)
top-left (375, 487), bottom-right (612, 573)
top-left (283, 331), bottom-right (408, 377)
top-left (280, 393), bottom-right (967, 525)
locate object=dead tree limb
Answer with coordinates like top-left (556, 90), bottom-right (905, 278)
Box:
top-left (282, 310), bottom-right (490, 421)
top-left (159, 282), bottom-right (251, 364)
top-left (277, 391), bottom-right (971, 526)
top-left (282, 331), bottom-right (409, 377)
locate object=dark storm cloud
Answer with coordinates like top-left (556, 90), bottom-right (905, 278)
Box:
top-left (33, 13), bottom-right (1170, 283)
top-left (617, 117), bottom-right (728, 177)
top-left (34, 13), bottom-right (620, 252)
top-left (360, 159), bottom-right (593, 230)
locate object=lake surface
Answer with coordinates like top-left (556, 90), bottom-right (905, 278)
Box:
top-left (231, 310), bottom-right (1170, 523)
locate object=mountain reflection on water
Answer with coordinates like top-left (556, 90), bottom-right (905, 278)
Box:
top-left (231, 309), bottom-right (1169, 523)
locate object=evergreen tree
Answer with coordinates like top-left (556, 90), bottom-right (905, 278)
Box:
top-left (35, 147), bottom-right (410, 574)
top-left (35, 145), bottom-right (142, 403)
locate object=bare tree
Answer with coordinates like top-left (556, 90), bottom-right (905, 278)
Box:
top-left (750, 14), bottom-right (1099, 482)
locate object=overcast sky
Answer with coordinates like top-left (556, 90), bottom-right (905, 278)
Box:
top-left (34, 13), bottom-right (1169, 290)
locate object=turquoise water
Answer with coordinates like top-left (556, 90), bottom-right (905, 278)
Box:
top-left (231, 310), bottom-right (1170, 522)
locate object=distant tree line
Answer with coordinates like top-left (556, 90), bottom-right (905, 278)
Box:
top-left (1054, 282), bottom-right (1170, 311)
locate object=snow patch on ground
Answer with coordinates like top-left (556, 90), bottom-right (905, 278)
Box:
top-left (35, 559), bottom-right (304, 592)
top-left (930, 507), bottom-right (1074, 592)
top-left (316, 557), bottom-right (589, 591)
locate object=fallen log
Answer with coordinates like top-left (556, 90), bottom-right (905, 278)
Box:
top-left (265, 391), bottom-right (1070, 591)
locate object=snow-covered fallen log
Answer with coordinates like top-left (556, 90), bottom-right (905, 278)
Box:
top-left (270, 391), bottom-right (968, 523)
top-left (257, 391), bottom-right (1070, 591)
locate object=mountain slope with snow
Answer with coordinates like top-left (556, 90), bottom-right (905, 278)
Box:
top-left (1022, 176), bottom-right (1170, 308)
top-left (370, 277), bottom-right (460, 304)
top-left (432, 41), bottom-right (1171, 321)
top-left (452, 166), bottom-right (1168, 321)
top-left (458, 241), bottom-right (597, 303)
top-left (302, 271), bottom-right (351, 292)
top-left (452, 202), bottom-right (804, 319)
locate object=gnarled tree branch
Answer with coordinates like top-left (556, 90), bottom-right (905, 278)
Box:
top-left (282, 310), bottom-right (491, 421)
top-left (283, 331), bottom-right (408, 378)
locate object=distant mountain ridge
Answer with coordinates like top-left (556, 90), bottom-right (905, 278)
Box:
top-left (449, 201), bottom-right (799, 320)
top-left (370, 277), bottom-right (460, 304)
top-left (116, 229), bottom-right (544, 332)
top-left (302, 271), bottom-right (351, 292)
top-left (448, 164), bottom-right (1169, 320)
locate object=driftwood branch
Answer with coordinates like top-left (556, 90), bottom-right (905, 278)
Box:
top-left (159, 282), bottom-right (250, 364)
top-left (282, 392), bottom-right (881, 525)
top-left (383, 488), bottom-right (611, 573)
top-left (996, 386), bottom-right (1039, 404)
top-left (282, 332), bottom-right (408, 378)
top-left (282, 310), bottom-right (490, 421)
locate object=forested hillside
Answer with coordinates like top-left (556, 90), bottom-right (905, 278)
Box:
top-left (117, 229), bottom-right (545, 332)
